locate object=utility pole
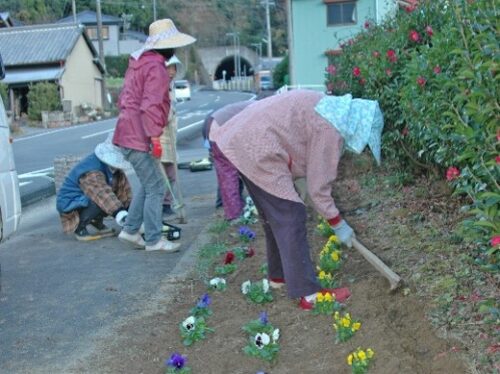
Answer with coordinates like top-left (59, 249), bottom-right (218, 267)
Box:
top-left (286, 0), bottom-right (294, 85)
top-left (153, 0), bottom-right (157, 21)
top-left (72, 0), bottom-right (77, 24)
top-left (262, 0), bottom-right (274, 62)
top-left (96, 0), bottom-right (107, 109)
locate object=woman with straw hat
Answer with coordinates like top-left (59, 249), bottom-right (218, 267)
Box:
top-left (112, 19), bottom-right (195, 252)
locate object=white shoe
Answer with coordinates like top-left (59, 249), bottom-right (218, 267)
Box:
top-left (145, 238), bottom-right (181, 253)
top-left (118, 230), bottom-right (145, 249)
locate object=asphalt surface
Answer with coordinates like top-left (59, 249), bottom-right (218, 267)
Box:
top-left (0, 90), bottom-right (255, 372)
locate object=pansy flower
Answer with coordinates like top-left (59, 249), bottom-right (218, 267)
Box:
top-left (254, 333), bottom-right (270, 349)
top-left (166, 352), bottom-right (187, 369)
top-left (182, 316), bottom-right (195, 331)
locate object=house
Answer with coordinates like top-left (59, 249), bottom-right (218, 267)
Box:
top-left (0, 23), bottom-right (105, 118)
top-left (0, 12), bottom-right (14, 28)
top-left (57, 10), bottom-right (146, 56)
top-left (288, 0), bottom-right (397, 87)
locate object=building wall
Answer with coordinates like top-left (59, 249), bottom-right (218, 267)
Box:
top-left (60, 35), bottom-right (103, 113)
top-left (89, 24), bottom-right (120, 56)
top-left (291, 0), bottom-right (395, 86)
top-left (118, 39), bottom-right (143, 55)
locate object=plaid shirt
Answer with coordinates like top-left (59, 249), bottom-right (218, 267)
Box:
top-left (60, 170), bottom-right (132, 233)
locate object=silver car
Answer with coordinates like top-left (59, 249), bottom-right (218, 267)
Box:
top-left (0, 53), bottom-right (21, 243)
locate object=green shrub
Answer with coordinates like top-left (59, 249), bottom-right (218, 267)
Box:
top-left (325, 0), bottom-right (499, 268)
top-left (105, 55), bottom-right (130, 77)
top-left (0, 82), bottom-right (7, 105)
top-left (272, 55), bottom-right (289, 88)
top-left (27, 82), bottom-right (61, 121)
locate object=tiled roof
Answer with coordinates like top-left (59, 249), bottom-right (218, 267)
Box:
top-left (0, 23), bottom-right (97, 66)
top-left (57, 10), bottom-right (122, 25)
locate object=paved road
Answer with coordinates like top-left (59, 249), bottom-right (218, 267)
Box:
top-left (12, 90), bottom-right (255, 206)
top-left (0, 90), bottom-right (254, 373)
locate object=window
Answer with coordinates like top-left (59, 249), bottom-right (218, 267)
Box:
top-left (325, 1), bottom-right (357, 26)
top-left (86, 26), bottom-right (109, 40)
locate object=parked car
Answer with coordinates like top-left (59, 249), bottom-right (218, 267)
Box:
top-left (0, 53), bottom-right (22, 243)
top-left (174, 80), bottom-right (191, 101)
top-left (258, 70), bottom-right (273, 91)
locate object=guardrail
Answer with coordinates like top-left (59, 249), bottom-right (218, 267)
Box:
top-left (275, 84), bottom-right (326, 95)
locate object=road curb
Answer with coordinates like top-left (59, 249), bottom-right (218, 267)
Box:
top-left (20, 183), bottom-right (55, 207)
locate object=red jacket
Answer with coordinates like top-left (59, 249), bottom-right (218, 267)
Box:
top-left (113, 51), bottom-right (170, 152)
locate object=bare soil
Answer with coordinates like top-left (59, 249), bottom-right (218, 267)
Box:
top-left (68, 154), bottom-right (473, 374)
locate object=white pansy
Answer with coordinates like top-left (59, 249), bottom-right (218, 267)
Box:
top-left (262, 279), bottom-right (269, 293)
top-left (254, 332), bottom-right (271, 349)
top-left (243, 210), bottom-right (251, 219)
top-left (272, 328), bottom-right (280, 342)
top-left (209, 277), bottom-right (226, 287)
top-left (241, 280), bottom-right (251, 294)
top-left (182, 316), bottom-right (196, 330)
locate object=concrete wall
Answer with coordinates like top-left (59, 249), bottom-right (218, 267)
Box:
top-left (90, 24), bottom-right (120, 56)
top-left (291, 0), bottom-right (396, 86)
top-left (60, 35), bottom-right (103, 113)
top-left (197, 46), bottom-right (259, 82)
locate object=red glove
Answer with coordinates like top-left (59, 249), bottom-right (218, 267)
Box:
top-left (151, 137), bottom-right (162, 158)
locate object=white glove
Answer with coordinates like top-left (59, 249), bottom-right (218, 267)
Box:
top-left (331, 220), bottom-right (354, 248)
top-left (115, 210), bottom-right (128, 227)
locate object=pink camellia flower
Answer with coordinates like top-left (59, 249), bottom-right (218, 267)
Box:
top-left (385, 68), bottom-right (393, 77)
top-left (364, 21), bottom-right (370, 29)
top-left (446, 166), bottom-right (460, 181)
top-left (359, 78), bottom-right (366, 86)
top-left (326, 64), bottom-right (337, 75)
top-left (386, 49), bottom-right (397, 63)
top-left (409, 30), bottom-right (420, 42)
top-left (372, 50), bottom-right (380, 58)
top-left (425, 25), bottom-right (434, 37)
top-left (433, 65), bottom-right (442, 74)
top-left (352, 66), bottom-right (361, 77)
top-left (496, 155), bottom-right (500, 164)
top-left (417, 76), bottom-right (427, 87)
top-left (491, 235), bottom-right (500, 247)
top-left (405, 5), bottom-right (417, 12)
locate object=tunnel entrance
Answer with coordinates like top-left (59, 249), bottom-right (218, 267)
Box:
top-left (214, 56), bottom-right (254, 80)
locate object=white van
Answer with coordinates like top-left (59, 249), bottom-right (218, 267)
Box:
top-left (0, 53), bottom-right (21, 243)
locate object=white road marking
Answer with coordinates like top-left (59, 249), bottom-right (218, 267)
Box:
top-left (18, 167), bottom-right (54, 179)
top-left (199, 103), bottom-right (208, 108)
top-left (81, 128), bottom-right (114, 139)
top-left (178, 120), bottom-right (204, 133)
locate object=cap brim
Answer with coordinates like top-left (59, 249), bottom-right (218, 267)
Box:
top-left (153, 33), bottom-right (196, 49)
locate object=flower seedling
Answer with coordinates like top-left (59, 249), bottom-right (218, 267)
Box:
top-left (317, 269), bottom-right (338, 289)
top-left (239, 197), bottom-right (259, 224)
top-left (259, 263), bottom-right (268, 276)
top-left (243, 312), bottom-right (280, 362)
top-left (333, 311), bottom-right (361, 343)
top-left (347, 347), bottom-right (375, 374)
top-left (316, 217), bottom-right (334, 237)
top-left (312, 291), bottom-right (343, 316)
top-left (233, 246), bottom-right (256, 260)
top-left (189, 293), bottom-right (212, 319)
top-left (179, 316), bottom-right (214, 346)
top-left (241, 279), bottom-right (273, 304)
top-left (165, 352), bottom-right (191, 373)
top-left (238, 226), bottom-right (256, 243)
top-left (214, 251), bottom-right (237, 275)
top-left (208, 277), bottom-right (227, 291)
top-left (319, 235), bottom-right (343, 273)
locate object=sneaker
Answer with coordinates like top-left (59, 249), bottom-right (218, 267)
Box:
top-left (75, 227), bottom-right (104, 242)
top-left (145, 238), bottom-right (181, 252)
top-left (269, 277), bottom-right (285, 289)
top-left (90, 219), bottom-right (115, 236)
top-left (118, 230), bottom-right (146, 249)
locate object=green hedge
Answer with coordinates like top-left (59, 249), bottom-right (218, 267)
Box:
top-left (273, 55), bottom-right (289, 88)
top-left (105, 55), bottom-right (130, 77)
top-left (325, 0), bottom-right (499, 269)
top-left (27, 82), bottom-right (61, 121)
top-left (0, 82), bottom-right (7, 105)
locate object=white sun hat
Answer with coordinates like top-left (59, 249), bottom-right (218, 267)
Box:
top-left (94, 133), bottom-right (132, 171)
top-left (131, 19), bottom-right (196, 60)
top-left (166, 55), bottom-right (186, 78)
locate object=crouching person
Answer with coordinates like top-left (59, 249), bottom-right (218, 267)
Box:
top-left (56, 137), bottom-right (132, 242)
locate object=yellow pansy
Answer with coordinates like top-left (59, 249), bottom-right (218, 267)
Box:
top-left (367, 348), bottom-right (374, 358)
top-left (324, 292), bottom-right (333, 302)
top-left (331, 251), bottom-right (340, 262)
top-left (345, 313), bottom-right (351, 320)
top-left (358, 350), bottom-right (366, 361)
top-left (347, 354), bottom-right (353, 366)
top-left (318, 270), bottom-right (326, 279)
top-left (334, 311), bottom-right (340, 320)
top-left (341, 318), bottom-right (351, 327)
top-left (352, 322), bottom-right (361, 331)
top-left (329, 235), bottom-right (339, 243)
top-left (316, 292), bottom-right (325, 303)
top-left (332, 323), bottom-right (338, 330)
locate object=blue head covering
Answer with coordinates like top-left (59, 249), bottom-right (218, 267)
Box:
top-left (314, 94), bottom-right (384, 164)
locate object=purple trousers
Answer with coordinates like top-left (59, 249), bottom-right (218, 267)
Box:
top-left (241, 175), bottom-right (321, 299)
top-left (212, 143), bottom-right (244, 220)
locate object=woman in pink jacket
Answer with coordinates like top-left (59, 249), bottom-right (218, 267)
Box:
top-left (211, 89), bottom-right (384, 309)
top-left (112, 19), bottom-right (195, 252)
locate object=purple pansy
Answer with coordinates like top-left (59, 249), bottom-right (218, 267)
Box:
top-left (166, 352), bottom-right (187, 369)
top-left (259, 311), bottom-right (268, 325)
top-left (196, 293), bottom-right (211, 308)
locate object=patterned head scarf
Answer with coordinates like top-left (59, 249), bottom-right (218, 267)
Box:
top-left (315, 94), bottom-right (384, 164)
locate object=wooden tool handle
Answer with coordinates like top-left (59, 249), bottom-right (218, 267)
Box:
top-left (351, 237), bottom-right (402, 291)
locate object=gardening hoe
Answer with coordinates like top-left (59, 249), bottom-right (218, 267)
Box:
top-left (158, 159), bottom-right (187, 224)
top-left (349, 233), bottom-right (402, 292)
